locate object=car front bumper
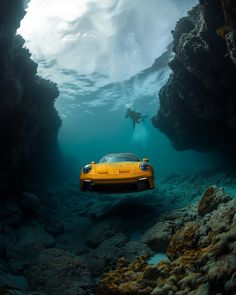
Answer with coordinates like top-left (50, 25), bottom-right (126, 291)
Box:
top-left (80, 176), bottom-right (154, 193)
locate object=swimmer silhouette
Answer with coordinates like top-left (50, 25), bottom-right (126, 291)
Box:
top-left (125, 108), bottom-right (148, 130)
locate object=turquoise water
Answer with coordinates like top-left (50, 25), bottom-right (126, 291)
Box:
top-left (19, 0), bottom-right (216, 180)
top-left (58, 107), bottom-right (217, 178)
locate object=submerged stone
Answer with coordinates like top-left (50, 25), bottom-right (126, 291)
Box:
top-left (25, 248), bottom-right (97, 295)
top-left (198, 185), bottom-right (231, 216)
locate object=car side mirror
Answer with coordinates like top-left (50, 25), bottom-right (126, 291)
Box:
top-left (90, 161), bottom-right (96, 164)
top-left (143, 158), bottom-right (149, 162)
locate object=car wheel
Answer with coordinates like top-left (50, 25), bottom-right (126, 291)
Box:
top-left (137, 179), bottom-right (149, 191)
top-left (83, 181), bottom-right (93, 191)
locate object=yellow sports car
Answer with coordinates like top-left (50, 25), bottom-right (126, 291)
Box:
top-left (80, 153), bottom-right (155, 192)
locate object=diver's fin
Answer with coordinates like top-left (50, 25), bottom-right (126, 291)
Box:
top-left (133, 120), bottom-right (135, 129)
top-left (141, 115), bottom-right (148, 122)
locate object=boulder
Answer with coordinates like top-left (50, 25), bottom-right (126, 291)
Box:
top-left (25, 248), bottom-right (97, 295)
top-left (0, 201), bottom-right (22, 227)
top-left (124, 241), bottom-right (154, 263)
top-left (142, 221), bottom-right (175, 252)
top-left (85, 233), bottom-right (128, 277)
top-left (44, 218), bottom-right (64, 236)
top-left (20, 192), bottom-right (40, 216)
top-left (95, 233), bottom-right (128, 262)
top-left (85, 217), bottom-right (125, 248)
top-left (6, 242), bottom-right (45, 272)
top-left (198, 185), bottom-right (231, 216)
top-left (17, 224), bottom-right (55, 248)
top-left (82, 253), bottom-right (106, 278)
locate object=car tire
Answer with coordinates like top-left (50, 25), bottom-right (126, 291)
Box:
top-left (137, 179), bottom-right (149, 191)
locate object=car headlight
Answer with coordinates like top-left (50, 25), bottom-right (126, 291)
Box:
top-left (82, 164), bottom-right (92, 174)
top-left (139, 162), bottom-right (150, 171)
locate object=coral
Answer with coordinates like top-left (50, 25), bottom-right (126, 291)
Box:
top-left (100, 186), bottom-right (236, 294)
top-left (198, 185), bottom-right (231, 216)
top-left (100, 256), bottom-right (148, 295)
top-left (167, 222), bottom-right (199, 261)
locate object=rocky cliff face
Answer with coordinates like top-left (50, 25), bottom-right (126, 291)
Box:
top-left (152, 0), bottom-right (236, 153)
top-left (0, 0), bottom-right (61, 192)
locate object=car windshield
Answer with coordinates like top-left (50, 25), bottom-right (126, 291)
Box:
top-left (99, 154), bottom-right (140, 163)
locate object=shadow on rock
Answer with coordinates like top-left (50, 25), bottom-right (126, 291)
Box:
top-left (101, 196), bottom-right (157, 219)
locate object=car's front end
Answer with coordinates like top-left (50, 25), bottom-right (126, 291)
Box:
top-left (80, 158), bottom-right (155, 193)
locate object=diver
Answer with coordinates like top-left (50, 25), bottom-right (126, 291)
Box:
top-left (125, 108), bottom-right (148, 130)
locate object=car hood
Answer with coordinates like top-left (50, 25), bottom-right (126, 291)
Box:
top-left (93, 162), bottom-right (140, 174)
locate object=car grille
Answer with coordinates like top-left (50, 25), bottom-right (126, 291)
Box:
top-left (82, 179), bottom-right (149, 193)
top-left (93, 182), bottom-right (137, 193)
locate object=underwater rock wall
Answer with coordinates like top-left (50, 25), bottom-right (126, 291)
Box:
top-left (152, 0), bottom-right (236, 153)
top-left (0, 0), bottom-right (61, 192)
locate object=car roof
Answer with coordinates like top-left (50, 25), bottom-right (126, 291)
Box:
top-left (104, 153), bottom-right (138, 157)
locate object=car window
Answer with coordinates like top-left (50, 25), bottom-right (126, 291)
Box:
top-left (99, 154), bottom-right (139, 163)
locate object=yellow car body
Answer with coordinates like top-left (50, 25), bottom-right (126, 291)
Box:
top-left (80, 153), bottom-right (155, 192)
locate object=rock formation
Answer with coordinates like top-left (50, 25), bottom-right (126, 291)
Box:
top-left (1, 1), bottom-right (236, 294)
top-left (152, 0), bottom-right (236, 153)
top-left (0, 166), bottom-right (235, 293)
top-left (100, 186), bottom-right (236, 294)
top-left (0, 0), bottom-right (61, 193)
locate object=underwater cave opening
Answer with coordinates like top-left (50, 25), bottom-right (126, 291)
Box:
top-left (16, 0), bottom-right (221, 185)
